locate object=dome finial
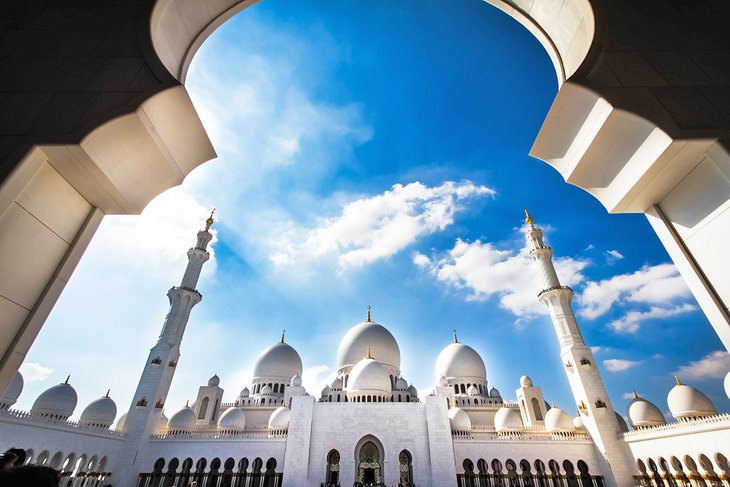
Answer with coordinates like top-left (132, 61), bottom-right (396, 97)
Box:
top-left (185, 399), bottom-right (189, 407)
top-left (524, 208), bottom-right (534, 226)
top-left (453, 329), bottom-right (458, 343)
top-left (675, 375), bottom-right (682, 385)
top-left (366, 347), bottom-right (372, 359)
top-left (366, 305), bottom-right (372, 322)
top-left (105, 389), bottom-right (110, 398)
top-left (633, 389), bottom-right (639, 399)
top-left (205, 208), bottom-right (216, 231)
top-left (281, 329), bottom-right (286, 343)
top-left (64, 375), bottom-right (70, 384)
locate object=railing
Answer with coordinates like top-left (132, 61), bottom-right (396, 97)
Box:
top-left (152, 430), bottom-right (287, 440)
top-left (454, 424), bottom-right (590, 441)
top-left (0, 407), bottom-right (125, 437)
top-left (137, 471), bottom-right (283, 487)
top-left (619, 413), bottom-right (730, 439)
top-left (456, 473), bottom-right (604, 487)
top-left (60, 471), bottom-right (110, 487)
top-left (632, 474), bottom-right (730, 487)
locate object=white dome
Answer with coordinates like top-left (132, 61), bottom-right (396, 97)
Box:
top-left (253, 342), bottom-right (303, 380)
top-left (261, 384), bottom-right (273, 395)
top-left (268, 406), bottom-right (290, 430)
top-left (438, 375), bottom-right (448, 387)
top-left (79, 393), bottom-right (117, 428)
top-left (544, 407), bottom-right (576, 432)
top-left (218, 407), bottom-right (246, 431)
top-left (435, 342), bottom-right (486, 381)
top-left (291, 374), bottom-right (302, 387)
top-left (168, 405), bottom-right (196, 431)
top-left (395, 378), bottom-right (408, 390)
top-left (154, 412), bottom-right (168, 434)
top-left (321, 385), bottom-right (331, 397)
top-left (519, 375), bottom-right (533, 387)
top-left (668, 382), bottom-right (717, 419)
top-left (448, 407), bottom-right (472, 431)
top-left (615, 411), bottom-right (629, 433)
top-left (337, 320), bottom-right (401, 369)
top-left (115, 412), bottom-right (127, 431)
top-left (1, 371), bottom-right (23, 406)
top-left (208, 374), bottom-right (220, 387)
top-left (467, 385), bottom-right (479, 396)
top-left (407, 385), bottom-right (417, 395)
top-left (725, 370), bottom-right (730, 400)
top-left (627, 394), bottom-right (665, 427)
top-left (31, 379), bottom-right (77, 419)
top-left (494, 406), bottom-right (523, 432)
top-left (348, 358), bottom-right (391, 393)
top-left (572, 416), bottom-right (584, 429)
top-left (329, 377), bottom-right (343, 389)
top-left (240, 387), bottom-right (250, 397)
top-left (489, 387), bottom-right (501, 398)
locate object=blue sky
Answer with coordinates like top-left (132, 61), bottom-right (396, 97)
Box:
top-left (15, 0), bottom-right (729, 422)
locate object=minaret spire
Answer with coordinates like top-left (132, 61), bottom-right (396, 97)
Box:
top-left (366, 305), bottom-right (372, 322)
top-left (525, 213), bottom-right (634, 487)
top-left (281, 329), bottom-right (286, 343)
top-left (453, 329), bottom-right (458, 343)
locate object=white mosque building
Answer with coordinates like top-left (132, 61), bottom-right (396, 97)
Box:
top-left (1, 212), bottom-right (729, 487)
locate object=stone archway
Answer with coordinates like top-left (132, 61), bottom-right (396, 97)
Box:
top-left (355, 439), bottom-right (383, 485)
top-left (1, 0), bottom-right (729, 395)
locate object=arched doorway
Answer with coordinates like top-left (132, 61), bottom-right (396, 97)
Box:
top-left (326, 450), bottom-right (340, 486)
top-left (356, 440), bottom-right (383, 485)
top-left (399, 450), bottom-right (413, 487)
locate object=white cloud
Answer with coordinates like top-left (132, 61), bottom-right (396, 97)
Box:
top-left (580, 264), bottom-right (691, 319)
top-left (607, 303), bottom-right (696, 333)
top-left (271, 181), bottom-right (493, 268)
top-left (622, 391), bottom-right (638, 399)
top-left (604, 249), bottom-right (624, 265)
top-left (412, 252), bottom-right (430, 268)
top-left (674, 351), bottom-right (730, 380)
top-left (302, 365), bottom-right (332, 395)
top-left (19, 363), bottom-right (53, 383)
top-left (421, 238), bottom-right (588, 316)
top-left (590, 346), bottom-right (609, 354)
top-left (603, 359), bottom-right (641, 372)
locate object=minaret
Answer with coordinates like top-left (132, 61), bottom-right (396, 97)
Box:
top-left (524, 210), bottom-right (634, 487)
top-left (113, 211), bottom-right (215, 483)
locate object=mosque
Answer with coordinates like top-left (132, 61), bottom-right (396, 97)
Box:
top-left (1, 212), bottom-right (729, 487)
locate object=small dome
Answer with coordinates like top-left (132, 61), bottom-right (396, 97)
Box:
top-left (494, 406), bottom-right (523, 432)
top-left (291, 374), bottom-right (302, 387)
top-left (218, 407), bottom-right (246, 431)
top-left (261, 384), bottom-right (273, 395)
top-left (614, 411), bottom-right (629, 433)
top-left (329, 377), bottom-right (343, 390)
top-left (572, 416), bottom-right (584, 429)
top-left (348, 358), bottom-right (391, 393)
top-left (208, 374), bottom-right (220, 387)
top-left (467, 385), bottom-right (479, 396)
top-left (240, 387), bottom-right (250, 397)
top-left (154, 412), bottom-right (168, 434)
top-left (1, 371), bottom-right (23, 407)
top-left (627, 394), bottom-right (665, 427)
top-left (337, 319), bottom-right (401, 369)
top-left (321, 385), bottom-right (331, 397)
top-left (395, 378), bottom-right (408, 390)
top-left (435, 342), bottom-right (486, 381)
top-left (79, 392), bottom-right (117, 428)
top-left (268, 406), bottom-right (291, 430)
top-left (544, 407), bottom-right (575, 433)
top-left (168, 404), bottom-right (196, 431)
top-left (31, 378), bottom-right (77, 419)
top-left (519, 375), bottom-right (533, 387)
top-left (253, 342), bottom-right (303, 381)
top-left (489, 387), bottom-right (501, 398)
top-left (668, 382), bottom-right (717, 419)
top-left (115, 412), bottom-right (127, 432)
top-left (407, 385), bottom-right (417, 395)
top-left (448, 407), bottom-right (472, 431)
top-left (438, 375), bottom-right (448, 387)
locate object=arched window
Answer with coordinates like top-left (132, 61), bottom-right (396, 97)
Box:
top-left (406, 395), bottom-right (410, 402)
top-left (212, 398), bottom-right (219, 421)
top-left (460, 384), bottom-right (466, 394)
top-left (327, 450), bottom-right (340, 486)
top-left (531, 397), bottom-right (544, 420)
top-left (273, 384), bottom-right (279, 393)
top-left (453, 384), bottom-right (459, 393)
top-left (399, 450), bottom-right (413, 487)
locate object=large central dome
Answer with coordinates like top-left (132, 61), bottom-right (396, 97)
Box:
top-left (253, 341), bottom-right (303, 380)
top-left (337, 319), bottom-right (401, 369)
top-left (435, 342), bottom-right (487, 381)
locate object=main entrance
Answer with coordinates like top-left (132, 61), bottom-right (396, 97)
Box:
top-left (357, 441), bottom-right (382, 484)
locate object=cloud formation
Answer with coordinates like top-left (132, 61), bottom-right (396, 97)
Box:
top-left (19, 363), bottom-right (53, 383)
top-left (271, 181), bottom-right (493, 268)
top-left (674, 351), bottom-right (730, 380)
top-left (603, 359), bottom-right (641, 372)
top-left (416, 238), bottom-right (588, 316)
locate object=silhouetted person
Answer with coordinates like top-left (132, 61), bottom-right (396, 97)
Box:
top-left (0, 464), bottom-right (60, 486)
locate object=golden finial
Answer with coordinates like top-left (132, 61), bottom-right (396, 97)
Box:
top-left (366, 305), bottom-right (372, 322)
top-left (64, 375), bottom-right (70, 384)
top-left (185, 399), bottom-right (189, 407)
top-left (675, 375), bottom-right (682, 386)
top-left (281, 329), bottom-right (285, 343)
top-left (524, 208), bottom-right (534, 225)
top-left (366, 347), bottom-right (372, 359)
top-left (453, 329), bottom-right (458, 343)
top-left (633, 390), bottom-right (639, 399)
top-left (105, 389), bottom-right (110, 398)
top-left (205, 208), bottom-right (216, 230)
